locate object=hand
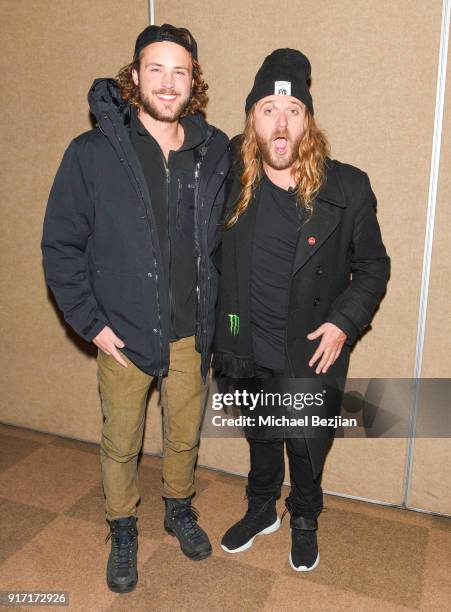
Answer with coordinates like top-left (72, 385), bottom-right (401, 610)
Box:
top-left (93, 326), bottom-right (128, 368)
top-left (306, 323), bottom-right (347, 374)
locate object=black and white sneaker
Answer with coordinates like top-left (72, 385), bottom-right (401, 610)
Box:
top-left (221, 491), bottom-right (280, 553)
top-left (284, 498), bottom-right (320, 572)
top-left (289, 524), bottom-right (319, 572)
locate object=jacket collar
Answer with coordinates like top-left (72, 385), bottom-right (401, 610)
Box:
top-left (129, 105), bottom-right (208, 152)
top-left (315, 158), bottom-right (346, 208)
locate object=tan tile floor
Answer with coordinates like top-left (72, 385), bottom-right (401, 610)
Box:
top-left (0, 423), bottom-right (450, 611)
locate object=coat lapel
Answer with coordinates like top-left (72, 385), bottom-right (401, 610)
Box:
top-left (292, 160), bottom-right (347, 276)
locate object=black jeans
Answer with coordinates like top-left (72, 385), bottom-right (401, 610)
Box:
top-left (236, 364), bottom-right (328, 519)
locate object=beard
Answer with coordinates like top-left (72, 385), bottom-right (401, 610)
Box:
top-left (140, 87), bottom-right (191, 123)
top-left (255, 128), bottom-right (303, 170)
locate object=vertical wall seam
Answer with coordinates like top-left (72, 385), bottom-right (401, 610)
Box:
top-left (402, 0), bottom-right (450, 509)
top-left (148, 0), bottom-right (155, 25)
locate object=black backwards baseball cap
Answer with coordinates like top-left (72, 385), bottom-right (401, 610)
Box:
top-left (245, 48), bottom-right (314, 115)
top-left (133, 23), bottom-right (198, 60)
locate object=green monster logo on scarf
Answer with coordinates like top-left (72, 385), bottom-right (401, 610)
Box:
top-left (228, 313), bottom-right (240, 336)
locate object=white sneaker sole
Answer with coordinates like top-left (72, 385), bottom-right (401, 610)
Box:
top-left (289, 551), bottom-right (320, 572)
top-left (221, 517), bottom-right (281, 553)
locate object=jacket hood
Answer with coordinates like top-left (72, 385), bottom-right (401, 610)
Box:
top-left (88, 78), bottom-right (128, 120)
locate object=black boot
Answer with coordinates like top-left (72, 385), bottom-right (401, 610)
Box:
top-left (221, 488), bottom-right (280, 553)
top-left (164, 497), bottom-right (212, 560)
top-left (284, 497), bottom-right (319, 572)
top-left (105, 516), bottom-right (138, 593)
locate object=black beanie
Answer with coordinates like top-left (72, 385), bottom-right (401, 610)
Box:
top-left (245, 48), bottom-right (313, 115)
top-left (134, 24), bottom-right (198, 60)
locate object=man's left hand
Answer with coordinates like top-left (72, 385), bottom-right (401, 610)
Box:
top-left (306, 323), bottom-right (347, 374)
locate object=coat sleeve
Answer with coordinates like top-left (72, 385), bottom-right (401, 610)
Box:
top-left (326, 171), bottom-right (390, 347)
top-left (41, 139), bottom-right (109, 343)
top-left (212, 145), bottom-right (232, 259)
top-left (212, 145), bottom-right (239, 274)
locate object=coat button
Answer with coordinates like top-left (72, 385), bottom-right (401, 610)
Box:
top-left (147, 272), bottom-right (152, 278)
top-left (313, 297), bottom-right (321, 306)
top-left (153, 328), bottom-right (158, 334)
top-left (316, 265), bottom-right (323, 275)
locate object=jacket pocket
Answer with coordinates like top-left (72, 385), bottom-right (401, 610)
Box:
top-left (93, 268), bottom-right (148, 327)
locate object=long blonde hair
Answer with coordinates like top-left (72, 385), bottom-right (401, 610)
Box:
top-left (226, 105), bottom-right (330, 228)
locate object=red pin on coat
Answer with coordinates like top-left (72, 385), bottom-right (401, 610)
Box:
top-left (307, 236), bottom-right (316, 245)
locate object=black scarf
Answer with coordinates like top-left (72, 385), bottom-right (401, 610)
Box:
top-left (212, 166), bottom-right (261, 378)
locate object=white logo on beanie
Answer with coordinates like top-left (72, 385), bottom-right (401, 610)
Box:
top-left (274, 81), bottom-right (291, 95)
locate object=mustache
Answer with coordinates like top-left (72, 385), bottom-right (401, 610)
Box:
top-left (154, 89), bottom-right (180, 96)
top-left (271, 130), bottom-right (289, 141)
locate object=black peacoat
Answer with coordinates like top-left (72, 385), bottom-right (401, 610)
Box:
top-left (212, 137), bottom-right (391, 476)
top-left (284, 156), bottom-right (391, 379)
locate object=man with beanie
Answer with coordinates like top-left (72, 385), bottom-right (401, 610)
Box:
top-left (213, 48), bottom-right (390, 571)
top-left (42, 24), bottom-right (230, 592)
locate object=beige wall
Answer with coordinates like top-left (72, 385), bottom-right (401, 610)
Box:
top-left (0, 1), bottom-right (449, 514)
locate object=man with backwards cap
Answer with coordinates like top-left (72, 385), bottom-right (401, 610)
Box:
top-left (42, 24), bottom-right (230, 591)
top-left (213, 49), bottom-right (390, 571)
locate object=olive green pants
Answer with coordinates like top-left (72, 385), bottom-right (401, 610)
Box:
top-left (97, 336), bottom-right (205, 521)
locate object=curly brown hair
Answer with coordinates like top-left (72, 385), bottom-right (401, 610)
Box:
top-left (116, 27), bottom-right (209, 118)
top-left (225, 105), bottom-right (330, 228)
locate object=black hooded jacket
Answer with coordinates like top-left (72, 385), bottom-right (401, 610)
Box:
top-left (41, 78), bottom-right (230, 379)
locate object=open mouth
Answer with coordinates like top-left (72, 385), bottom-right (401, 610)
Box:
top-left (273, 137), bottom-right (288, 155)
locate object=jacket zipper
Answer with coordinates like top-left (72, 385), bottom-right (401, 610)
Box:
top-left (162, 156), bottom-right (174, 335)
top-left (176, 177), bottom-right (182, 231)
top-left (193, 160), bottom-right (202, 348)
